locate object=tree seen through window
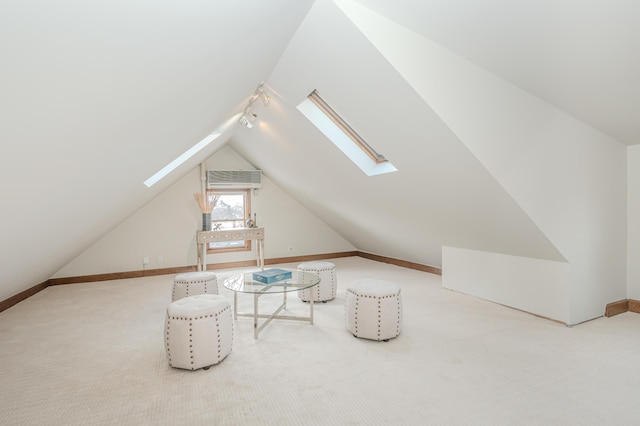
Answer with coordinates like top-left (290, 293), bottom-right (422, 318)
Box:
top-left (207, 189), bottom-right (251, 252)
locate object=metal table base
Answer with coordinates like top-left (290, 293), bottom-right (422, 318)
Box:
top-left (233, 288), bottom-right (314, 339)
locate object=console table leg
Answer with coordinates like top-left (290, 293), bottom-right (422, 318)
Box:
top-left (253, 294), bottom-right (259, 339)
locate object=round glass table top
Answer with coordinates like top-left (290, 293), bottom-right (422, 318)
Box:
top-left (223, 270), bottom-right (320, 294)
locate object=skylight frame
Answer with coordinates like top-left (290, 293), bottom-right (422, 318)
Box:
top-left (307, 90), bottom-right (387, 164)
top-left (143, 131), bottom-right (221, 188)
top-left (297, 90), bottom-right (397, 177)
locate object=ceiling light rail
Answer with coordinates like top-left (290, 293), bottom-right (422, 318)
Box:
top-left (239, 82), bottom-right (271, 128)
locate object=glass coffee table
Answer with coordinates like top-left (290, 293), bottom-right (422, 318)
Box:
top-left (223, 270), bottom-right (321, 339)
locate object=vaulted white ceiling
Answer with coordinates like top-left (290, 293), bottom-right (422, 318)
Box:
top-left (1, 0), bottom-right (636, 301)
top-left (355, 0), bottom-right (640, 146)
top-left (0, 0), bottom-right (315, 299)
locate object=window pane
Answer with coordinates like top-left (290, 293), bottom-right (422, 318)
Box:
top-left (212, 194), bottom-right (245, 221)
top-left (297, 90), bottom-right (397, 176)
top-left (206, 190), bottom-right (250, 252)
top-left (209, 239), bottom-right (245, 249)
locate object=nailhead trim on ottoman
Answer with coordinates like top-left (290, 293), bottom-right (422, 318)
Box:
top-left (297, 261), bottom-right (337, 302)
top-left (172, 271), bottom-right (219, 302)
top-left (165, 294), bottom-right (233, 370)
top-left (345, 279), bottom-right (402, 341)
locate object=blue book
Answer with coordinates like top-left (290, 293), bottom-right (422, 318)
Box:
top-left (252, 268), bottom-right (292, 284)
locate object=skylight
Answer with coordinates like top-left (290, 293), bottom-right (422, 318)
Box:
top-left (144, 131), bottom-right (221, 187)
top-left (297, 90), bottom-right (396, 176)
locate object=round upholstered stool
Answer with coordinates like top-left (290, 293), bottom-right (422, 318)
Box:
top-left (345, 279), bottom-right (402, 341)
top-left (172, 271), bottom-right (218, 301)
top-left (297, 261), bottom-right (337, 302)
top-left (165, 294), bottom-right (233, 370)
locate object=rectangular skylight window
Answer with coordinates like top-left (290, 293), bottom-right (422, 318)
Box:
top-left (297, 90), bottom-right (396, 176)
top-left (144, 131), bottom-right (221, 187)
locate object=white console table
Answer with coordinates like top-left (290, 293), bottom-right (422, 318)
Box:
top-left (197, 227), bottom-right (264, 271)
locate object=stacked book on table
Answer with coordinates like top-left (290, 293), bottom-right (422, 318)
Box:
top-left (252, 268), bottom-right (292, 284)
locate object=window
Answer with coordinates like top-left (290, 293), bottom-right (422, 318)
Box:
top-left (297, 90), bottom-right (397, 176)
top-left (206, 189), bottom-right (252, 254)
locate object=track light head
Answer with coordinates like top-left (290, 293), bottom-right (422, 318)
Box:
top-left (258, 87), bottom-right (270, 106)
top-left (239, 115), bottom-right (253, 128)
top-left (245, 107), bottom-right (257, 121)
top-left (239, 106), bottom-right (257, 128)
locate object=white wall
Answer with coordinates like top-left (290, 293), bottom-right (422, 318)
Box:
top-left (628, 145), bottom-right (640, 300)
top-left (53, 146), bottom-right (355, 277)
top-left (442, 246), bottom-right (571, 324)
top-left (338, 0), bottom-right (627, 324)
top-left (233, 0), bottom-right (565, 274)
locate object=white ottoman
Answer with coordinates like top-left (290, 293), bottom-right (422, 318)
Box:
top-left (345, 279), bottom-right (402, 341)
top-left (172, 271), bottom-right (218, 301)
top-left (165, 294), bottom-right (233, 370)
top-left (297, 261), bottom-right (337, 302)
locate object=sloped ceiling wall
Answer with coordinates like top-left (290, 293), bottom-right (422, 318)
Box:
top-left (228, 0), bottom-right (627, 323)
top-left (0, 0), bottom-right (634, 315)
top-left (333, 0), bottom-right (626, 324)
top-left (353, 0), bottom-right (640, 147)
top-left (229, 0), bottom-right (564, 267)
top-left (0, 0), bottom-right (315, 301)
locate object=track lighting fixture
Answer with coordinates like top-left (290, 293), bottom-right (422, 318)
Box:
top-left (238, 82), bottom-right (271, 128)
top-left (258, 86), bottom-right (270, 106)
top-left (240, 107), bottom-right (257, 128)
top-left (239, 116), bottom-right (252, 128)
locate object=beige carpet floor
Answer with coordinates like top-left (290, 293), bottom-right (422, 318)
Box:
top-left (1, 257), bottom-right (639, 425)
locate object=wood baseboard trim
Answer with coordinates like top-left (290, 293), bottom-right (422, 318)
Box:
top-left (605, 299), bottom-right (640, 317)
top-left (47, 266), bottom-right (200, 286)
top-left (47, 252), bottom-right (361, 286)
top-left (9, 252), bottom-right (634, 322)
top-left (267, 251), bottom-right (358, 266)
top-left (605, 299), bottom-right (629, 317)
top-left (0, 281), bottom-right (48, 313)
top-left (2, 251), bottom-right (439, 312)
top-left (356, 251), bottom-right (442, 275)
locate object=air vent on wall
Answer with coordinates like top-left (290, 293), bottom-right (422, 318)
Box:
top-left (207, 170), bottom-right (262, 189)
